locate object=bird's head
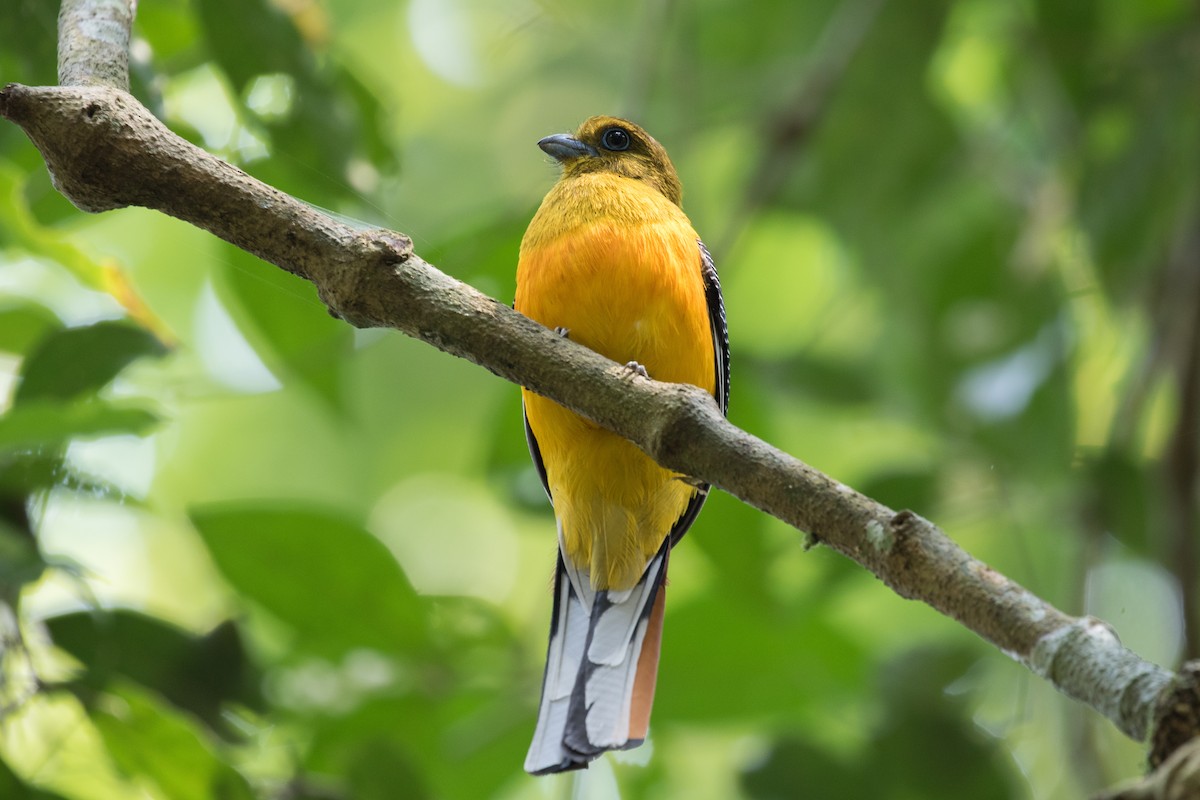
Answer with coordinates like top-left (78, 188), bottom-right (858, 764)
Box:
top-left (538, 116), bottom-right (683, 207)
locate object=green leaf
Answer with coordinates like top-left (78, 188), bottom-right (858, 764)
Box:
top-left (0, 450), bottom-right (124, 498)
top-left (743, 647), bottom-right (1019, 800)
top-left (806, 0), bottom-right (955, 229)
top-left (0, 401), bottom-right (158, 451)
top-left (859, 468), bottom-right (938, 516)
top-left (742, 737), bottom-right (869, 800)
top-left (687, 491), bottom-right (774, 608)
top-left (483, 386), bottom-right (550, 512)
top-left (191, 504), bottom-right (429, 656)
top-left (1078, 63), bottom-right (1198, 301)
top-left (0, 304), bottom-right (62, 356)
top-left (194, 0), bottom-right (309, 93)
top-left (1083, 449), bottom-right (1159, 556)
top-left (658, 590), bottom-right (866, 722)
top-left (23, 162), bottom-right (82, 228)
top-left (0, 3), bottom-right (57, 87)
top-left (256, 65), bottom-right (400, 200)
top-left (345, 739), bottom-right (433, 800)
top-left (215, 245), bottom-right (352, 407)
top-left (194, 0), bottom-right (397, 204)
top-left (1032, 0), bottom-right (1098, 106)
top-left (866, 647), bottom-right (1021, 800)
top-left (422, 215), bottom-right (529, 290)
top-left (46, 610), bottom-right (263, 739)
top-left (91, 681), bottom-right (254, 800)
top-left (0, 521), bottom-right (44, 598)
top-left (306, 691), bottom-right (525, 800)
top-left (135, 0), bottom-right (205, 69)
top-left (0, 755), bottom-right (69, 800)
top-left (15, 320), bottom-right (167, 405)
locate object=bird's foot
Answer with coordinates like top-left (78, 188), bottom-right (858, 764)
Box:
top-left (622, 361), bottom-right (649, 379)
top-left (554, 326), bottom-right (570, 338)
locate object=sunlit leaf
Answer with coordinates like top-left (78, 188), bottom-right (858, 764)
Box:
top-left (0, 166), bottom-right (169, 332)
top-left (215, 244), bottom-right (352, 407)
top-left (0, 402), bottom-right (158, 451)
top-left (91, 682), bottom-right (254, 800)
top-left (0, 755), bottom-right (69, 800)
top-left (0, 303), bottom-right (62, 356)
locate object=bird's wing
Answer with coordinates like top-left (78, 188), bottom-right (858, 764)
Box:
top-left (666, 240), bottom-right (730, 547)
top-left (524, 408), bottom-right (552, 502)
top-left (699, 239), bottom-right (730, 415)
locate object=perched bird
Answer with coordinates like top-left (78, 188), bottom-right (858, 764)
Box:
top-left (515, 116), bottom-right (729, 774)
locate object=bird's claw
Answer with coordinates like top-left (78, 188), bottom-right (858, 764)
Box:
top-left (675, 475), bottom-right (709, 491)
top-left (554, 326), bottom-right (570, 338)
top-left (622, 361), bottom-right (649, 379)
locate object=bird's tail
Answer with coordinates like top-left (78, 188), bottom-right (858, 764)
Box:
top-left (524, 538), bottom-right (669, 775)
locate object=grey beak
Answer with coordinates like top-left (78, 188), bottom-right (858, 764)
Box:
top-left (538, 133), bottom-right (598, 161)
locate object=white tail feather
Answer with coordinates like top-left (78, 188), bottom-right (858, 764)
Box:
top-left (525, 542), bottom-right (669, 774)
top-left (587, 557), bottom-right (663, 666)
top-left (581, 609), bottom-right (654, 748)
top-left (525, 569), bottom-right (590, 773)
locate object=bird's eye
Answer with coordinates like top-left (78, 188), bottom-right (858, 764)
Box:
top-left (600, 127), bottom-right (631, 151)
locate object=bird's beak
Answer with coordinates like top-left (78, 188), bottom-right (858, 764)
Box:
top-left (538, 133), bottom-right (598, 162)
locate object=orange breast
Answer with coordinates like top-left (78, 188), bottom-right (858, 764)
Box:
top-left (515, 174), bottom-right (714, 589)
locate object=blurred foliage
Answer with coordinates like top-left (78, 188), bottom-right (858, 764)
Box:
top-left (1, 0), bottom-right (1198, 798)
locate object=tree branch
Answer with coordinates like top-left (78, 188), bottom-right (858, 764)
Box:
top-left (57, 0), bottom-right (134, 91)
top-left (3, 0), bottom-right (1195, 778)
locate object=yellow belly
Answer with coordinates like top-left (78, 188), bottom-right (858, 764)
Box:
top-left (516, 181), bottom-right (715, 590)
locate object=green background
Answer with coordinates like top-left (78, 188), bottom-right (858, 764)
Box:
top-left (1, 0), bottom-right (1197, 797)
